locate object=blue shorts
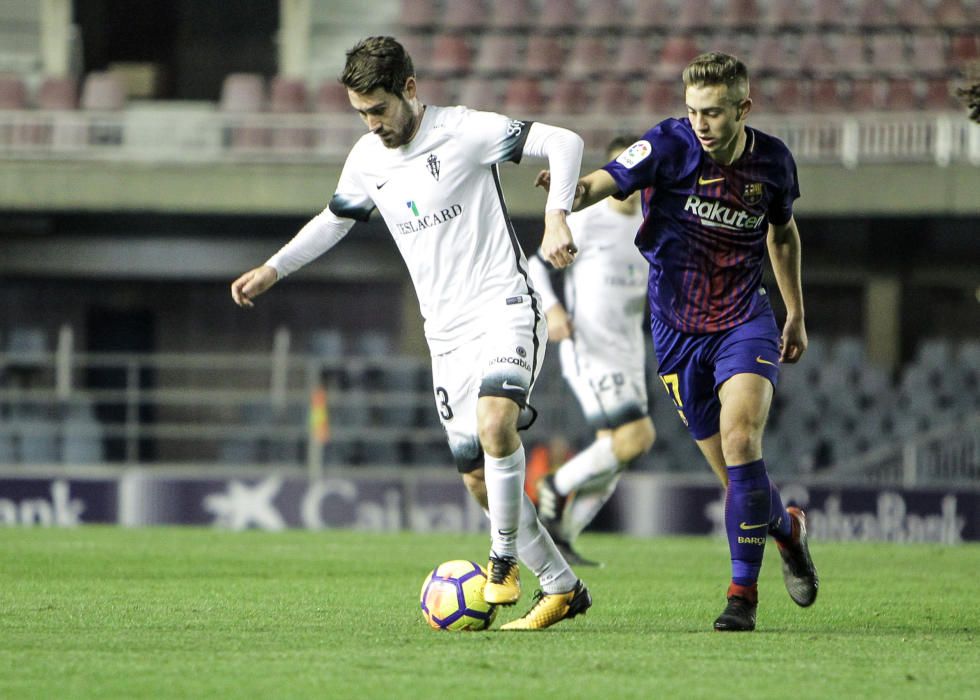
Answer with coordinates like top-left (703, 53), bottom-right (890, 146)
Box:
top-left (651, 311), bottom-right (781, 441)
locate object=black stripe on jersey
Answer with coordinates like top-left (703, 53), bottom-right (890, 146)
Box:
top-left (491, 163), bottom-right (542, 383)
top-left (502, 120), bottom-right (534, 164)
top-left (328, 194), bottom-right (375, 222)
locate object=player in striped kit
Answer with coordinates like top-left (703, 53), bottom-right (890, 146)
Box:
top-left (528, 136), bottom-right (656, 567)
top-left (231, 37), bottom-right (591, 629)
top-left (544, 52), bottom-right (819, 631)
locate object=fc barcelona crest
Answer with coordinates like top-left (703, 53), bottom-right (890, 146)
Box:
top-left (743, 182), bottom-right (764, 205)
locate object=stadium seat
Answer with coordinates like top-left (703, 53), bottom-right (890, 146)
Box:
top-left (565, 36), bottom-right (612, 80)
top-left (62, 417), bottom-right (104, 464)
top-left (810, 0), bottom-right (849, 27)
top-left (580, 0), bottom-right (626, 33)
top-left (808, 77), bottom-right (849, 111)
top-left (858, 0), bottom-right (897, 29)
top-left (456, 77), bottom-right (501, 111)
top-left (315, 80), bottom-right (350, 113)
top-left (909, 33), bottom-right (949, 75)
top-left (630, 0), bottom-right (672, 30)
top-left (269, 77), bottom-right (311, 150)
top-left (536, 0), bottom-right (580, 34)
top-left (592, 78), bottom-right (636, 115)
top-left (656, 37), bottom-right (701, 80)
top-left (429, 35), bottom-right (472, 78)
top-left (219, 73), bottom-right (268, 149)
top-left (15, 419), bottom-right (60, 463)
top-left (675, 1), bottom-right (710, 31)
top-left (720, 0), bottom-right (761, 30)
top-left (895, 0), bottom-right (935, 28)
top-left (761, 78), bottom-right (807, 113)
top-left (0, 73), bottom-right (27, 108)
top-left (549, 78), bottom-right (590, 115)
top-left (398, 34), bottom-right (432, 69)
top-left (398, 0), bottom-right (439, 32)
top-left (935, 0), bottom-right (968, 28)
top-left (641, 79), bottom-right (681, 116)
top-left (524, 35), bottom-right (566, 77)
top-left (798, 33), bottom-right (838, 77)
top-left (748, 35), bottom-right (799, 76)
top-left (883, 78), bottom-right (919, 110)
top-left (503, 77), bottom-right (547, 116)
top-left (612, 37), bottom-right (654, 79)
top-left (922, 78), bottom-right (957, 110)
top-left (37, 76), bottom-right (78, 109)
top-left (869, 34), bottom-right (909, 76)
top-left (473, 35), bottom-right (523, 77)
top-left (441, 0), bottom-right (487, 32)
top-left (487, 0), bottom-right (536, 32)
top-left (846, 77), bottom-right (884, 110)
top-left (419, 77), bottom-right (452, 106)
top-left (950, 34), bottom-right (979, 63)
top-left (830, 33), bottom-right (870, 77)
top-left (80, 71), bottom-right (127, 111)
top-left (761, 0), bottom-right (807, 30)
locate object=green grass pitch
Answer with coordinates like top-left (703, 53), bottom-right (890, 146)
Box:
top-left (1, 527), bottom-right (977, 699)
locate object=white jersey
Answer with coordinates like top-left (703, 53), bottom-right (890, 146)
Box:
top-left (330, 106), bottom-right (543, 354)
top-left (531, 200), bottom-right (647, 370)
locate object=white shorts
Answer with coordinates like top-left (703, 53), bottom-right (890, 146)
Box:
top-left (430, 294), bottom-right (547, 473)
top-left (559, 338), bottom-right (648, 431)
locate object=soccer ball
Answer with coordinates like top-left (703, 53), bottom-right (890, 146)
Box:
top-left (419, 560), bottom-right (498, 631)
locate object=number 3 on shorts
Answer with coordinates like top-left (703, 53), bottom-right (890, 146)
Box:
top-left (435, 386), bottom-right (453, 420)
top-left (659, 373), bottom-right (689, 427)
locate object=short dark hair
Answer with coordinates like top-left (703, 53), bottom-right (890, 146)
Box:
top-left (956, 61), bottom-right (980, 123)
top-left (606, 135), bottom-right (640, 156)
top-left (682, 52), bottom-right (750, 102)
top-left (340, 36), bottom-right (415, 95)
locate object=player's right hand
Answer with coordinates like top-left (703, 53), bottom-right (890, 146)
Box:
top-left (545, 304), bottom-right (574, 342)
top-left (231, 265), bottom-right (278, 308)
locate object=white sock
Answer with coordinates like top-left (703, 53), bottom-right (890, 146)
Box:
top-left (564, 472), bottom-right (621, 540)
top-left (517, 493), bottom-right (579, 594)
top-left (484, 444), bottom-right (525, 559)
top-left (553, 436), bottom-right (620, 496)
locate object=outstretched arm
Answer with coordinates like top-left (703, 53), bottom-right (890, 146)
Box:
top-left (534, 168), bottom-right (622, 212)
top-left (767, 217), bottom-right (807, 363)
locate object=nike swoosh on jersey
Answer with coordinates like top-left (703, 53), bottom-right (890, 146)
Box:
top-left (698, 176), bottom-right (725, 185)
top-left (739, 521), bottom-right (768, 530)
top-left (755, 356), bottom-right (777, 366)
top-left (375, 180), bottom-right (389, 189)
top-left (501, 380), bottom-right (526, 393)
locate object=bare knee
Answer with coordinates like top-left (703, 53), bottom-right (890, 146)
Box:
top-left (477, 397), bottom-right (521, 457)
top-left (721, 422), bottom-right (764, 465)
top-left (611, 417), bottom-right (656, 463)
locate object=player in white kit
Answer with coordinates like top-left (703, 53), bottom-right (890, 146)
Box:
top-left (230, 37), bottom-right (590, 629)
top-left (528, 137), bottom-right (657, 567)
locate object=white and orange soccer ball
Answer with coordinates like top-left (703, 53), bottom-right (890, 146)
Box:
top-left (419, 560), bottom-right (498, 631)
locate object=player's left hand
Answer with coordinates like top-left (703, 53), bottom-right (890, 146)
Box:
top-left (541, 209), bottom-right (577, 269)
top-left (780, 315), bottom-right (807, 363)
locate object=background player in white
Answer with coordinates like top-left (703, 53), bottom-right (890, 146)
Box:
top-left (230, 37), bottom-right (590, 630)
top-left (528, 136), bottom-right (656, 568)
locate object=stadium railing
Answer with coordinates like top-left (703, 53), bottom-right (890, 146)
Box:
top-left (1, 108), bottom-right (978, 166)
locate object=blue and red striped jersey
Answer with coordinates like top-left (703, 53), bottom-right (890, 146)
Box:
top-left (602, 118), bottom-right (800, 334)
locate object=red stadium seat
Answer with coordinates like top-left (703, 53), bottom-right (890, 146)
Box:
top-left (315, 81), bottom-right (350, 112)
top-left (398, 34), bottom-right (432, 68)
top-left (641, 79), bottom-right (682, 116)
top-left (895, 0), bottom-right (935, 28)
top-left (456, 77), bottom-right (502, 111)
top-left (935, 0), bottom-right (968, 28)
top-left (760, 77), bottom-right (807, 113)
top-left (536, 0), bottom-right (579, 34)
top-left (858, 0), bottom-right (897, 29)
top-left (656, 36), bottom-right (701, 80)
top-left (580, 0), bottom-right (626, 33)
top-left (488, 0), bottom-right (536, 32)
top-left (441, 0), bottom-right (487, 32)
top-left (524, 35), bottom-right (566, 77)
top-left (808, 77), bottom-right (849, 112)
top-left (630, 0), bottom-right (672, 31)
top-left (810, 0), bottom-right (849, 27)
top-left (565, 36), bottom-right (613, 80)
top-left (398, 0), bottom-right (439, 32)
top-left (37, 76), bottom-right (78, 109)
top-left (548, 78), bottom-right (590, 115)
top-left (798, 33), bottom-right (838, 77)
top-left (829, 33), bottom-right (869, 77)
top-left (761, 0), bottom-right (807, 30)
top-left (950, 34), bottom-right (979, 63)
top-left (419, 77), bottom-right (453, 106)
top-left (675, 2), bottom-right (710, 31)
top-left (720, 0), bottom-right (761, 30)
top-left (612, 37), bottom-right (654, 78)
top-left (0, 73), bottom-right (27, 109)
top-left (845, 77), bottom-right (884, 110)
top-left (922, 78), bottom-right (958, 110)
top-left (503, 77), bottom-right (547, 116)
top-left (591, 78), bottom-right (637, 115)
top-left (882, 77), bottom-right (919, 110)
top-left (908, 33), bottom-right (948, 75)
top-left (429, 35), bottom-right (472, 78)
top-left (473, 35), bottom-right (523, 77)
top-left (748, 35), bottom-right (799, 76)
top-left (869, 34), bottom-right (909, 76)
top-left (269, 77), bottom-right (310, 151)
